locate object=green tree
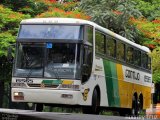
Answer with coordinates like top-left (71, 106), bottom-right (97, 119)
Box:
top-left (129, 17), bottom-right (160, 49)
top-left (80, 0), bottom-right (142, 42)
top-left (133, 0), bottom-right (160, 20)
top-left (0, 5), bottom-right (30, 56)
top-left (0, 5), bottom-right (30, 108)
top-left (150, 47), bottom-right (160, 83)
top-left (1, 0), bottom-right (48, 17)
top-left (37, 8), bottom-right (90, 20)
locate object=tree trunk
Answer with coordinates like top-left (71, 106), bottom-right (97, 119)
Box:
top-left (0, 81), bottom-right (4, 107)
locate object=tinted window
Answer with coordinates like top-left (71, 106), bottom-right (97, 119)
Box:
top-left (19, 25), bottom-right (82, 40)
top-left (107, 37), bottom-right (116, 58)
top-left (148, 56), bottom-right (151, 70)
top-left (117, 42), bottom-right (125, 61)
top-left (95, 31), bottom-right (105, 54)
top-left (86, 26), bottom-right (93, 44)
top-left (142, 53), bottom-right (148, 69)
top-left (134, 49), bottom-right (141, 66)
top-left (126, 46), bottom-right (133, 64)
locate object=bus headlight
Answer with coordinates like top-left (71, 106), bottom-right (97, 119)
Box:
top-left (13, 92), bottom-right (24, 100)
top-left (12, 83), bottom-right (27, 88)
top-left (60, 84), bottom-right (80, 91)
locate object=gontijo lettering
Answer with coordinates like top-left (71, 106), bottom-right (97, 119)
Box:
top-left (125, 69), bottom-right (140, 80)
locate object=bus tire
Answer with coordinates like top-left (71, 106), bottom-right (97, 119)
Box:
top-left (35, 103), bottom-right (43, 112)
top-left (82, 89), bottom-right (100, 114)
top-left (130, 96), bottom-right (138, 116)
top-left (138, 95), bottom-right (143, 114)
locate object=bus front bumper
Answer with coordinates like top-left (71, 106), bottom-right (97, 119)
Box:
top-left (12, 88), bottom-right (82, 105)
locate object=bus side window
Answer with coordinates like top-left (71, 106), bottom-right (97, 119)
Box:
top-left (134, 49), bottom-right (141, 66)
top-left (86, 26), bottom-right (93, 45)
top-left (126, 46), bottom-right (133, 64)
top-left (95, 30), bottom-right (105, 55)
top-left (141, 53), bottom-right (148, 69)
top-left (117, 42), bottom-right (125, 61)
top-left (82, 45), bottom-right (93, 83)
top-left (107, 37), bottom-right (116, 58)
top-left (148, 56), bottom-right (151, 70)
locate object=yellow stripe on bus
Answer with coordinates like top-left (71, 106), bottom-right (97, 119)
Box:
top-left (116, 64), bottom-right (128, 108)
top-left (116, 64), bottom-right (151, 109)
top-left (62, 80), bottom-right (74, 85)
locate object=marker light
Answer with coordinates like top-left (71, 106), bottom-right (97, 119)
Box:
top-left (13, 92), bottom-right (24, 100)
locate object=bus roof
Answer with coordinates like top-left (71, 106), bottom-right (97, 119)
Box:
top-left (21, 18), bottom-right (150, 53)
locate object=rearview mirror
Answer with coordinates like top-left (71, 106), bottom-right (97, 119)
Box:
top-left (7, 45), bottom-right (14, 63)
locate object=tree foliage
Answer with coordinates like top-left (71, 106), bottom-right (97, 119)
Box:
top-left (0, 5), bottom-right (30, 57)
top-left (130, 17), bottom-right (160, 49)
top-left (150, 47), bottom-right (160, 83)
top-left (80, 0), bottom-right (142, 42)
top-left (133, 0), bottom-right (160, 20)
top-left (0, 0), bottom-right (49, 17)
top-left (37, 8), bottom-right (90, 20)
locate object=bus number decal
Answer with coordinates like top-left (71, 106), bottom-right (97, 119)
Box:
top-left (16, 78), bottom-right (33, 83)
top-left (144, 75), bottom-right (151, 83)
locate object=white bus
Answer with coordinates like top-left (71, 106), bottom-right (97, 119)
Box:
top-left (12, 18), bottom-right (152, 115)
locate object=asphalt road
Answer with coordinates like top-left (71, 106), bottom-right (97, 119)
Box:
top-left (0, 108), bottom-right (158, 120)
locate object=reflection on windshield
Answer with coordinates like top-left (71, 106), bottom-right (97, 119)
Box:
top-left (14, 43), bottom-right (44, 77)
top-left (19, 25), bottom-right (82, 40)
top-left (14, 43), bottom-right (81, 79)
top-left (47, 44), bottom-right (76, 63)
top-left (44, 43), bottom-right (81, 79)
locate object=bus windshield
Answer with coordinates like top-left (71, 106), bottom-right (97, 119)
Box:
top-left (44, 43), bottom-right (81, 79)
top-left (13, 43), bottom-right (81, 79)
top-left (14, 43), bottom-right (45, 77)
top-left (18, 25), bottom-right (82, 40)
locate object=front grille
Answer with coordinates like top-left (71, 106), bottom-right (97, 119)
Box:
top-left (27, 83), bottom-right (59, 88)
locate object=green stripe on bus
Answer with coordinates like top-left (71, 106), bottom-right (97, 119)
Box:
top-left (42, 79), bottom-right (62, 85)
top-left (110, 62), bottom-right (120, 107)
top-left (103, 60), bottom-right (120, 107)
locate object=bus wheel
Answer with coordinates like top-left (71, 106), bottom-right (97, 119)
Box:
top-left (131, 97), bottom-right (138, 116)
top-left (82, 89), bottom-right (100, 114)
top-left (138, 95), bottom-right (143, 114)
top-left (35, 103), bottom-right (43, 112)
